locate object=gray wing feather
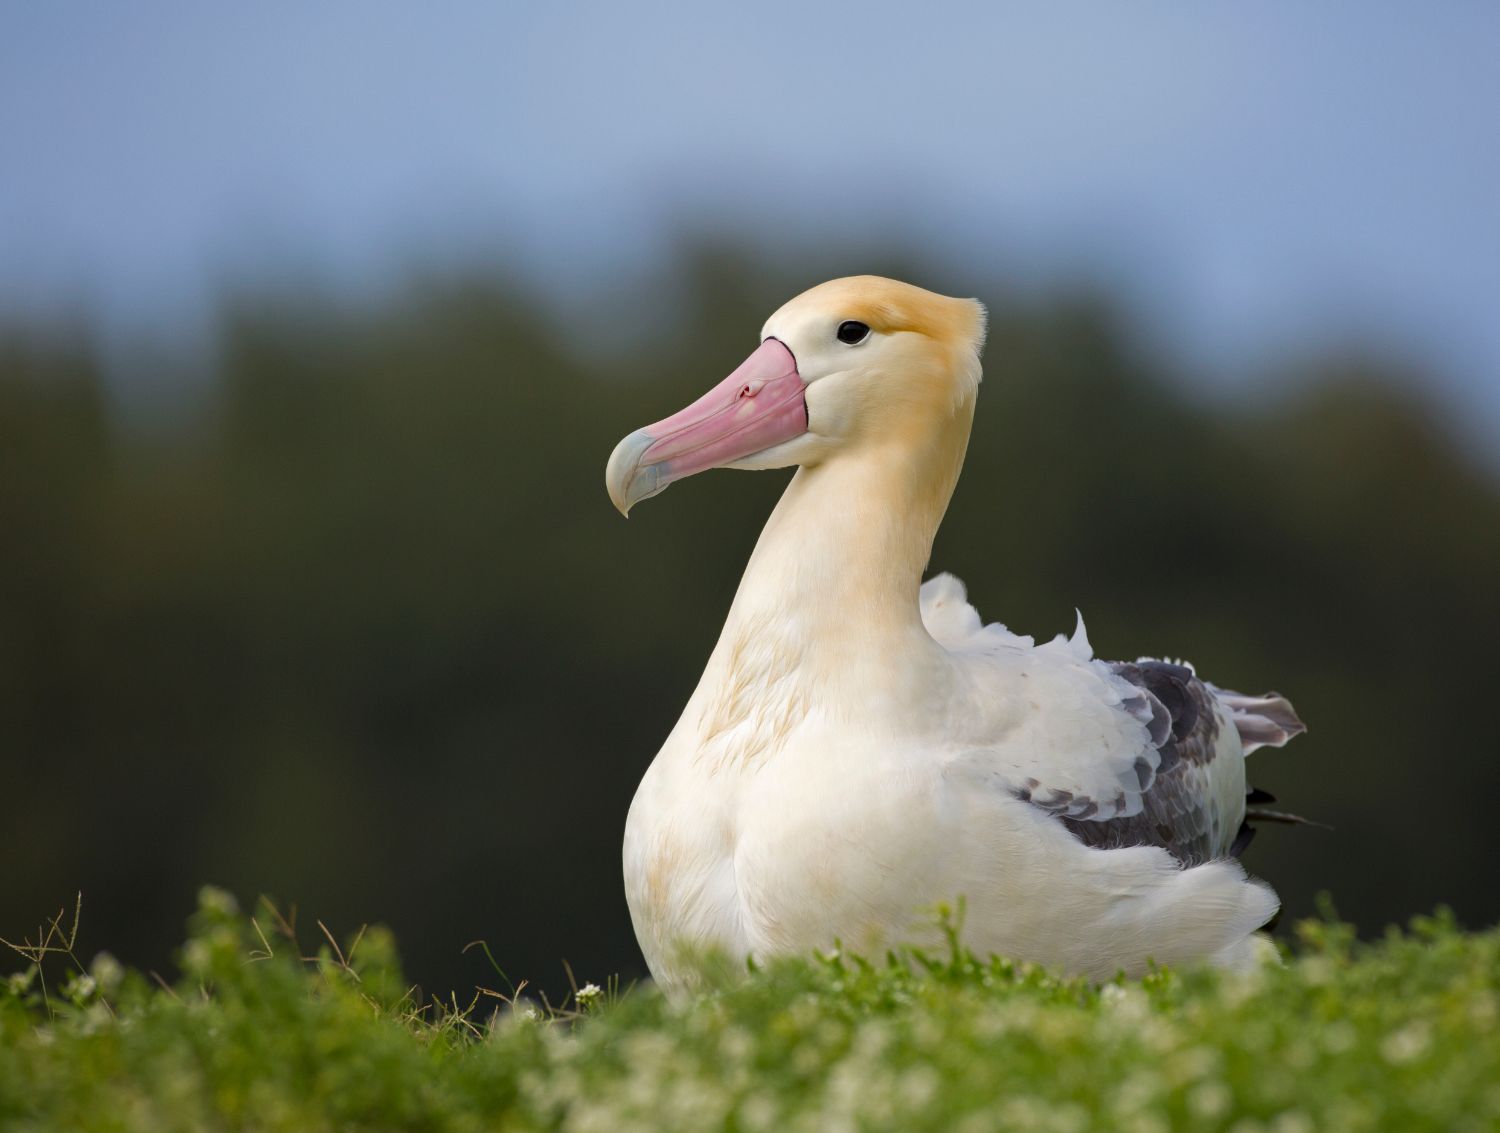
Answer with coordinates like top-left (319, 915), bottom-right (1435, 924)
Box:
top-left (1056, 661), bottom-right (1235, 867)
top-left (1212, 688), bottom-right (1307, 754)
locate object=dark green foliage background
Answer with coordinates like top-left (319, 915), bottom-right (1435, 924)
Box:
top-left (3, 247), bottom-right (1497, 997)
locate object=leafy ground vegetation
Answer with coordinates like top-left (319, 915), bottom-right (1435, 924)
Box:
top-left (1, 890), bottom-right (1497, 1132)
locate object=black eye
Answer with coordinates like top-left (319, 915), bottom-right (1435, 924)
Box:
top-left (836, 320), bottom-right (870, 345)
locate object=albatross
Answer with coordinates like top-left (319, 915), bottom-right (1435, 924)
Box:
top-left (605, 275), bottom-right (1306, 993)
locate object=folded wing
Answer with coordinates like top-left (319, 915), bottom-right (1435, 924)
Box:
top-left (921, 574), bottom-right (1305, 866)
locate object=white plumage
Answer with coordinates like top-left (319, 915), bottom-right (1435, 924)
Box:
top-left (607, 276), bottom-right (1304, 994)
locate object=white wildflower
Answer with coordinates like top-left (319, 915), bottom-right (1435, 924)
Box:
top-left (897, 1065), bottom-right (939, 1111)
top-left (1380, 1022), bottom-right (1431, 1065)
top-left (1188, 1081), bottom-right (1233, 1121)
top-left (89, 952), bottom-right (124, 996)
top-left (509, 995), bottom-right (543, 1023)
top-left (1321, 1021), bottom-right (1357, 1053)
top-left (1468, 992), bottom-right (1497, 1030)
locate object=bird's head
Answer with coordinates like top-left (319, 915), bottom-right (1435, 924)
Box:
top-left (605, 275), bottom-right (987, 515)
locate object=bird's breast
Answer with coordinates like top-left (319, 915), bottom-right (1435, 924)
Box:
top-left (623, 715), bottom-right (960, 991)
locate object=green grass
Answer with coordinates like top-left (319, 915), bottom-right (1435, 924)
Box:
top-left (2, 890), bottom-right (1497, 1132)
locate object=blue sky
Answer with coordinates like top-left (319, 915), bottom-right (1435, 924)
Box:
top-left (3, 2), bottom-right (1497, 449)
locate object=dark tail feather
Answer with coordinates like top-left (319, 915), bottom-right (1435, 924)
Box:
top-left (1230, 793), bottom-right (1331, 859)
top-left (1213, 688), bottom-right (1307, 755)
top-left (1221, 688), bottom-right (1313, 860)
top-left (1244, 806), bottom-right (1332, 830)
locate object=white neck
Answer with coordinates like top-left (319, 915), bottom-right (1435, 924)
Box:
top-left (691, 396), bottom-right (976, 750)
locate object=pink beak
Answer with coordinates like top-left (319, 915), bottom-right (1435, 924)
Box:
top-left (605, 338), bottom-right (808, 515)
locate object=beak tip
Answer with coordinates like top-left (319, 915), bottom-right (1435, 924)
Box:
top-left (605, 429), bottom-right (657, 518)
top-left (607, 485), bottom-right (633, 518)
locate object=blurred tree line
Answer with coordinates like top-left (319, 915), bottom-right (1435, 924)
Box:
top-left (3, 248), bottom-right (1497, 997)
